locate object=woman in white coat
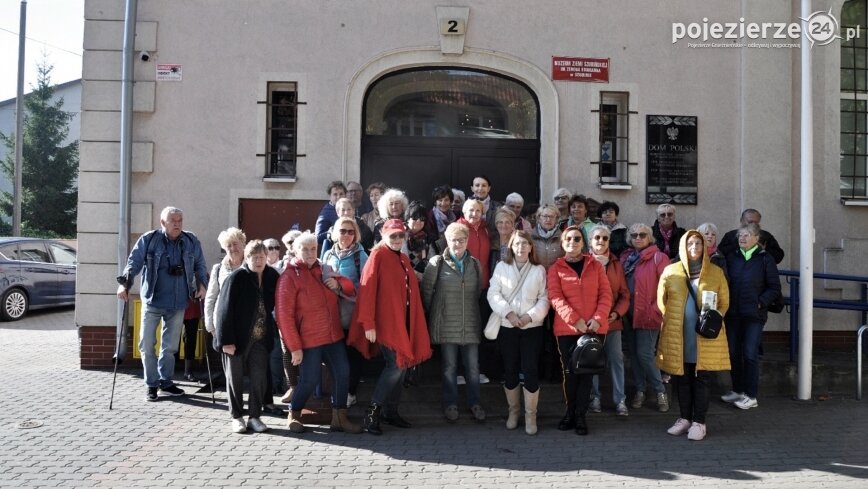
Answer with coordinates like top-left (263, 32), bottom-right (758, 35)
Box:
top-left (487, 230), bottom-right (550, 434)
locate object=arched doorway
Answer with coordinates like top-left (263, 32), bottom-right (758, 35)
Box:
top-left (361, 68), bottom-right (541, 206)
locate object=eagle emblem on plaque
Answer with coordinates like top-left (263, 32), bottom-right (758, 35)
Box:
top-left (667, 127), bottom-right (679, 141)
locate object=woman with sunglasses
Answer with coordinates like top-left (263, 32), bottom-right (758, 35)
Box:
top-left (347, 219), bottom-right (432, 435)
top-left (652, 204), bottom-right (686, 260)
top-left (620, 223), bottom-right (671, 413)
top-left (321, 216), bottom-right (369, 407)
top-left (547, 225), bottom-right (612, 435)
top-left (588, 225), bottom-right (632, 416)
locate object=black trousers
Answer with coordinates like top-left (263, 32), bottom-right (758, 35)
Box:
top-left (498, 326), bottom-right (544, 392)
top-left (556, 335), bottom-right (592, 414)
top-left (674, 363), bottom-right (710, 424)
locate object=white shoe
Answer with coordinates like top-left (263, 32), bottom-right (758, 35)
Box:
top-left (231, 417), bottom-right (247, 434)
top-left (687, 422), bottom-right (706, 441)
top-left (479, 374), bottom-right (490, 384)
top-left (735, 396), bottom-right (758, 410)
top-left (589, 397), bottom-right (602, 413)
top-left (720, 391), bottom-right (743, 403)
top-left (247, 417), bottom-right (269, 433)
top-left (347, 393), bottom-right (357, 407)
top-left (457, 375), bottom-right (466, 385)
top-left (667, 418), bottom-right (691, 436)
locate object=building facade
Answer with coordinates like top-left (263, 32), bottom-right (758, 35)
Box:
top-left (77, 0), bottom-right (867, 366)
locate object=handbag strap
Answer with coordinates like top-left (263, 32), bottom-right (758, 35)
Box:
top-left (682, 264), bottom-right (701, 314)
top-left (506, 261), bottom-right (533, 304)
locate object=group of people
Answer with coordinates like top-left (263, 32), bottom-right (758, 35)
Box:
top-left (117, 181), bottom-right (782, 441)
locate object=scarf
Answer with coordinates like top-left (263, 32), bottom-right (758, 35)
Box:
top-left (622, 250), bottom-right (641, 277)
top-left (592, 252), bottom-right (610, 267)
top-left (688, 258), bottom-right (702, 279)
top-left (707, 243), bottom-right (718, 256)
top-left (449, 251), bottom-right (465, 274)
top-left (535, 224), bottom-right (557, 239)
top-left (432, 207), bottom-right (454, 234)
top-left (333, 244), bottom-right (354, 260)
top-left (659, 225), bottom-right (673, 256)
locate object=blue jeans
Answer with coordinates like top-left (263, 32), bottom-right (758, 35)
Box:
top-left (139, 304), bottom-right (184, 388)
top-left (290, 340), bottom-right (351, 410)
top-left (592, 330), bottom-right (625, 404)
top-left (726, 317), bottom-right (764, 398)
top-left (631, 329), bottom-right (664, 394)
top-left (371, 347), bottom-right (406, 407)
top-left (440, 343), bottom-right (480, 407)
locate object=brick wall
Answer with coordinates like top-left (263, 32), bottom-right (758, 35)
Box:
top-left (79, 326), bottom-right (128, 369)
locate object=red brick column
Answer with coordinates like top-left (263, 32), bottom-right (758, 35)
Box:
top-left (79, 326), bottom-right (130, 369)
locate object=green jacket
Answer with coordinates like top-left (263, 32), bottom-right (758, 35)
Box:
top-left (421, 251), bottom-right (482, 345)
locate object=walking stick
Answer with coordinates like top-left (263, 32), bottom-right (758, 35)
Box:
top-left (199, 299), bottom-right (215, 404)
top-left (109, 300), bottom-right (129, 410)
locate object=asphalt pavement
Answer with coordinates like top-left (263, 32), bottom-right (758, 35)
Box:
top-left (1, 308), bottom-right (867, 488)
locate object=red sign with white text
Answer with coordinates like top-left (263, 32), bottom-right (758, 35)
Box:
top-left (552, 56), bottom-right (609, 82)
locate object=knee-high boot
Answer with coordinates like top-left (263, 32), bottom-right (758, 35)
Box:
top-left (504, 386), bottom-right (521, 430)
top-left (523, 387), bottom-right (539, 435)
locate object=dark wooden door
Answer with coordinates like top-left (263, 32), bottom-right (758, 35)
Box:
top-left (361, 136), bottom-right (540, 206)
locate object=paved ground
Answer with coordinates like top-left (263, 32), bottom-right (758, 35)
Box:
top-left (1, 308), bottom-right (867, 488)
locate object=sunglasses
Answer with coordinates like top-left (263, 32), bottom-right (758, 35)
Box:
top-left (592, 235), bottom-right (609, 241)
top-left (554, 195), bottom-right (569, 201)
top-left (339, 229), bottom-right (356, 236)
top-left (630, 232), bottom-right (649, 239)
top-left (388, 233), bottom-right (407, 240)
top-left (563, 236), bottom-right (583, 243)
top-left (659, 212), bottom-right (674, 218)
top-left (267, 246), bottom-right (281, 251)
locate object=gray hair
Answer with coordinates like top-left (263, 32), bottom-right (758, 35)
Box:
top-left (263, 238), bottom-right (280, 249)
top-left (292, 231), bottom-right (318, 253)
top-left (462, 198), bottom-right (484, 215)
top-left (505, 192), bottom-right (524, 206)
top-left (589, 224), bottom-right (610, 238)
top-left (552, 187), bottom-right (572, 201)
top-left (452, 188), bottom-right (466, 203)
top-left (444, 222), bottom-right (469, 241)
top-left (628, 223), bottom-right (656, 245)
top-left (377, 188), bottom-right (409, 220)
top-left (738, 222), bottom-right (762, 237)
top-left (656, 203), bottom-right (676, 215)
top-left (696, 222), bottom-right (718, 236)
top-left (217, 227), bottom-right (247, 251)
top-left (160, 206), bottom-right (183, 222)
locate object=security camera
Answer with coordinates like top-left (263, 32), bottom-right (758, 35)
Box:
top-left (139, 51), bottom-right (150, 62)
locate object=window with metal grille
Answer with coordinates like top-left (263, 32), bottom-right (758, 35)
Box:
top-left (261, 82), bottom-right (301, 178)
top-left (592, 92), bottom-right (636, 185)
top-left (841, 0), bottom-right (868, 199)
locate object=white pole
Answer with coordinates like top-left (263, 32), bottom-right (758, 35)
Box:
top-left (13, 1), bottom-right (26, 236)
top-left (797, 0), bottom-right (814, 400)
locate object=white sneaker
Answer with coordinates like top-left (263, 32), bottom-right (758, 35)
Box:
top-left (247, 417), bottom-right (269, 433)
top-left (589, 397), bottom-right (602, 413)
top-left (667, 418), bottom-right (691, 436)
top-left (735, 396), bottom-right (758, 410)
top-left (456, 375), bottom-right (466, 385)
top-left (479, 374), bottom-right (490, 384)
top-left (687, 422), bottom-right (706, 441)
top-left (347, 393), bottom-right (357, 407)
top-left (231, 417), bottom-right (247, 434)
top-left (720, 391), bottom-right (743, 403)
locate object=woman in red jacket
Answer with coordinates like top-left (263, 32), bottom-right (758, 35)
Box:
top-left (620, 223), bottom-right (671, 413)
top-left (588, 225), bottom-right (632, 416)
top-left (547, 225), bottom-right (613, 435)
top-left (275, 232), bottom-right (362, 435)
top-left (347, 219), bottom-right (432, 435)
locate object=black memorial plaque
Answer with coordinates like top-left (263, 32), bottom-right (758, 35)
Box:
top-left (646, 115), bottom-right (698, 205)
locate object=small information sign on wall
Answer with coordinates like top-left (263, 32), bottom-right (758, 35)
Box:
top-left (156, 64), bottom-right (183, 82)
top-left (646, 115), bottom-right (698, 205)
top-left (551, 56), bottom-right (609, 82)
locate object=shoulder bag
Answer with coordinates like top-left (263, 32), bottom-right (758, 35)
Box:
top-left (682, 265), bottom-right (723, 339)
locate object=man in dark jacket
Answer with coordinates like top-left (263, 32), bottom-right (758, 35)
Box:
top-left (718, 209), bottom-right (785, 264)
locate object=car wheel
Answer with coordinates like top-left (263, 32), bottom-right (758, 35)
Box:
top-left (1, 288), bottom-right (28, 321)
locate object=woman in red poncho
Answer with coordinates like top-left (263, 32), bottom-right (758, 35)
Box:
top-left (347, 218), bottom-right (432, 435)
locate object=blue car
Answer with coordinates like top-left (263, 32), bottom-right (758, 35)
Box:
top-left (0, 237), bottom-right (76, 321)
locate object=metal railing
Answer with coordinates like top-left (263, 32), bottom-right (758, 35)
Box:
top-left (779, 270), bottom-right (868, 399)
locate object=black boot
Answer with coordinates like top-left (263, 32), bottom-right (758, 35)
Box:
top-left (574, 411), bottom-right (588, 436)
top-left (363, 403), bottom-right (382, 435)
top-left (382, 405), bottom-right (412, 428)
top-left (557, 406), bottom-right (576, 431)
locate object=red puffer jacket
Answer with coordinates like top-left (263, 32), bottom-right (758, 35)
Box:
top-left (596, 251), bottom-right (631, 331)
top-left (622, 245), bottom-right (669, 330)
top-left (547, 255), bottom-right (613, 337)
top-left (275, 258), bottom-right (355, 352)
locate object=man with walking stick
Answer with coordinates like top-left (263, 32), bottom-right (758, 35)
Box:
top-left (116, 206), bottom-right (208, 402)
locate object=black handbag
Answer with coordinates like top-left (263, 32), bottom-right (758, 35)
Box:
top-left (569, 332), bottom-right (606, 374)
top-left (683, 266), bottom-right (724, 339)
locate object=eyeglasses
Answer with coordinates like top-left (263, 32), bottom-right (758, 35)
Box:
top-left (540, 214), bottom-right (558, 220)
top-left (659, 212), bottom-right (674, 218)
top-left (554, 195), bottom-right (569, 201)
top-left (267, 246), bottom-right (281, 251)
top-left (737, 233), bottom-right (755, 239)
top-left (563, 236), bottom-right (583, 243)
top-left (630, 232), bottom-right (649, 239)
top-left (339, 229), bottom-right (356, 236)
top-left (388, 233), bottom-right (406, 240)
top-left (447, 237), bottom-right (467, 244)
top-left (592, 235), bottom-right (609, 241)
